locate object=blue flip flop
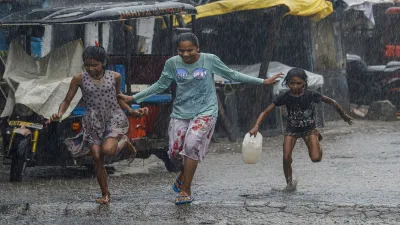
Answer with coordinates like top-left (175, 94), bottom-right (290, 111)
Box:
top-left (172, 178), bottom-right (183, 193)
top-left (175, 193), bottom-right (194, 205)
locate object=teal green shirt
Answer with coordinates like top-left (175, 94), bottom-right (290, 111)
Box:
top-left (133, 53), bottom-right (264, 119)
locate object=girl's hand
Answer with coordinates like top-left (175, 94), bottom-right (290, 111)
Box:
top-left (138, 107), bottom-right (149, 116)
top-left (342, 113), bottom-right (354, 125)
top-left (44, 119), bottom-right (52, 127)
top-left (128, 109), bottom-right (141, 117)
top-left (128, 107), bottom-right (149, 117)
top-left (249, 126), bottom-right (259, 137)
top-left (50, 113), bottom-right (62, 122)
top-left (117, 94), bottom-right (134, 103)
top-left (263, 72), bottom-right (284, 85)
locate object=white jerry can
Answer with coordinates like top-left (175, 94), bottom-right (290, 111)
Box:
top-left (241, 132), bottom-right (263, 164)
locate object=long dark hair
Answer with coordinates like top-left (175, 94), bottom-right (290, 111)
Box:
top-left (282, 67), bottom-right (308, 89)
top-left (176, 32), bottom-right (199, 47)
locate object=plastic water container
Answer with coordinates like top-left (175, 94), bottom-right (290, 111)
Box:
top-left (241, 132), bottom-right (263, 164)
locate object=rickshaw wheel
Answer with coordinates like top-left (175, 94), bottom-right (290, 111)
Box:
top-left (151, 146), bottom-right (181, 173)
top-left (10, 135), bottom-right (29, 182)
top-left (84, 164), bottom-right (96, 177)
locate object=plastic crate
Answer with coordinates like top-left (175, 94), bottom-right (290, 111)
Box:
top-left (71, 102), bottom-right (150, 116)
top-left (72, 110), bottom-right (85, 116)
top-left (141, 94), bottom-right (172, 103)
top-left (72, 106), bottom-right (85, 116)
top-left (131, 104), bottom-right (140, 110)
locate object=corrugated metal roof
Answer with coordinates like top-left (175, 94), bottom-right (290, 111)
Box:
top-left (0, 1), bottom-right (197, 25)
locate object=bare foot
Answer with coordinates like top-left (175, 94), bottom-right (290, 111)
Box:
top-left (285, 179), bottom-right (298, 192)
top-left (95, 192), bottom-right (110, 205)
top-left (126, 140), bottom-right (137, 166)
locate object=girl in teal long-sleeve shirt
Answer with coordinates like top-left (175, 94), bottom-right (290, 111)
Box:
top-left (119, 32), bottom-right (282, 205)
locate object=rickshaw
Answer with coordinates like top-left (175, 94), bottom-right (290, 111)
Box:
top-left (0, 1), bottom-right (197, 181)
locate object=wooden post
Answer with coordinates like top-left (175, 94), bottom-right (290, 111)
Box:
top-left (259, 6), bottom-right (287, 77)
top-left (216, 87), bottom-right (237, 142)
top-left (252, 6), bottom-right (288, 130)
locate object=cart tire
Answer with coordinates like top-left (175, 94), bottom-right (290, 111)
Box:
top-left (388, 90), bottom-right (400, 109)
top-left (151, 147), bottom-right (181, 173)
top-left (164, 157), bottom-right (181, 173)
top-left (10, 136), bottom-right (29, 182)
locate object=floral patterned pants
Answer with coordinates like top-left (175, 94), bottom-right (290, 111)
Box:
top-left (168, 116), bottom-right (217, 168)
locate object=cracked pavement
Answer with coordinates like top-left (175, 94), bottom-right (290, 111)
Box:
top-left (1, 120), bottom-right (400, 224)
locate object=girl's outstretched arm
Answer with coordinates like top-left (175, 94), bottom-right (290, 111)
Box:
top-left (117, 61), bottom-right (174, 104)
top-left (249, 103), bottom-right (276, 136)
top-left (321, 96), bottom-right (354, 125)
top-left (114, 72), bottom-right (147, 117)
top-left (118, 60), bottom-right (174, 104)
top-left (51, 73), bottom-right (81, 121)
top-left (211, 54), bottom-right (283, 85)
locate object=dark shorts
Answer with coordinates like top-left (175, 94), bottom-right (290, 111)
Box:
top-left (284, 127), bottom-right (323, 141)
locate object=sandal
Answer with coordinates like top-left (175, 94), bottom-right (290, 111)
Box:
top-left (95, 191), bottom-right (110, 205)
top-left (172, 178), bottom-right (183, 193)
top-left (175, 191), bottom-right (194, 205)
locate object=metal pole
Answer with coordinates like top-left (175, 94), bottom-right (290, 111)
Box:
top-left (79, 24), bottom-right (85, 47)
top-left (98, 22), bottom-right (103, 46)
top-left (0, 82), bottom-right (7, 99)
top-left (170, 15), bottom-right (174, 55)
top-left (26, 27), bottom-right (32, 56)
top-left (124, 20), bottom-right (133, 95)
top-left (191, 15), bottom-right (196, 33)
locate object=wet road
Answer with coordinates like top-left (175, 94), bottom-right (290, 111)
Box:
top-left (1, 120), bottom-right (400, 224)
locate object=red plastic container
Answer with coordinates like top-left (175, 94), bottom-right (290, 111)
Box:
top-left (127, 116), bottom-right (146, 139)
top-left (140, 94), bottom-right (172, 134)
